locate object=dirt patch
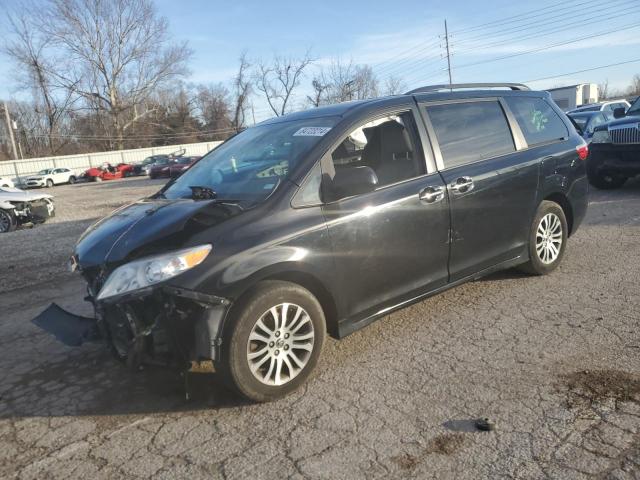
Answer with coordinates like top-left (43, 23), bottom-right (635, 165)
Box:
top-left (391, 452), bottom-right (419, 470)
top-left (391, 433), bottom-right (467, 470)
top-left (425, 433), bottom-right (466, 455)
top-left (562, 369), bottom-right (640, 409)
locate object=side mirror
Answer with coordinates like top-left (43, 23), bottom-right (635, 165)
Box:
top-left (325, 166), bottom-right (378, 201)
top-left (613, 107), bottom-right (626, 119)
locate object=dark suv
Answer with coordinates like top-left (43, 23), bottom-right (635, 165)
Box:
top-left (39, 83), bottom-right (588, 401)
top-left (587, 96), bottom-right (640, 189)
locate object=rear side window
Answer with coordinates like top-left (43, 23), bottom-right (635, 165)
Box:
top-left (505, 97), bottom-right (568, 147)
top-left (426, 101), bottom-right (515, 169)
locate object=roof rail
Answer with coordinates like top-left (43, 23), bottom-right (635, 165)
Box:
top-left (406, 83), bottom-right (530, 94)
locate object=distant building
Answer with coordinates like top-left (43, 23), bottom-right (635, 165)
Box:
top-left (546, 84), bottom-right (598, 111)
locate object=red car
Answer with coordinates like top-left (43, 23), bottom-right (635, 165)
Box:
top-left (169, 156), bottom-right (201, 178)
top-left (84, 163), bottom-right (134, 182)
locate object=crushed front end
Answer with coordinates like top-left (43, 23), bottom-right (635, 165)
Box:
top-left (81, 264), bottom-right (230, 371)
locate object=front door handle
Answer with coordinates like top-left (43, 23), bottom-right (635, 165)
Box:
top-left (419, 185), bottom-right (445, 203)
top-left (450, 176), bottom-right (474, 194)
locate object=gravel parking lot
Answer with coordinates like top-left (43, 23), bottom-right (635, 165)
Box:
top-left (1, 177), bottom-right (639, 479)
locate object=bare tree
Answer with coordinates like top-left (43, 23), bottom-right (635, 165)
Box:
top-left (307, 78), bottom-right (328, 107)
top-left (312, 59), bottom-right (380, 105)
top-left (383, 75), bottom-right (407, 96)
top-left (598, 79), bottom-right (609, 100)
top-left (194, 83), bottom-right (233, 138)
top-left (37, 0), bottom-right (191, 149)
top-left (3, 8), bottom-right (76, 155)
top-left (628, 74), bottom-right (640, 96)
top-left (232, 51), bottom-right (251, 130)
top-left (255, 52), bottom-right (313, 116)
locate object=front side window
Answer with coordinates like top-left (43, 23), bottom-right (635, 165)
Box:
top-left (329, 111), bottom-right (425, 192)
top-left (162, 117), bottom-right (337, 206)
top-left (505, 96), bottom-right (568, 147)
top-left (426, 101), bottom-right (515, 169)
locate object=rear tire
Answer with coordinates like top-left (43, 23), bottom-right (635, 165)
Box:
top-left (518, 200), bottom-right (568, 276)
top-left (219, 280), bottom-right (326, 402)
top-left (68, 176), bottom-right (76, 184)
top-left (0, 209), bottom-right (17, 233)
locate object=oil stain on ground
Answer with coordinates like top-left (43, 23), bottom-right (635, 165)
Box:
top-left (561, 369), bottom-right (640, 410)
top-left (391, 433), bottom-right (466, 470)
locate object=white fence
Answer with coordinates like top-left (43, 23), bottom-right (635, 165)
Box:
top-left (0, 141), bottom-right (222, 183)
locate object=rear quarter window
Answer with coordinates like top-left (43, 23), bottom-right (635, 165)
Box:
top-left (505, 96), bottom-right (568, 147)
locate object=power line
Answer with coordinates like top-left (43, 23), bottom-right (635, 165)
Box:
top-left (452, 5), bottom-right (640, 54)
top-left (451, 0), bottom-right (606, 36)
top-left (525, 58), bottom-right (640, 83)
top-left (453, 22), bottom-right (640, 70)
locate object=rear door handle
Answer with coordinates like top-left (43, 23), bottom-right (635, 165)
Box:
top-left (450, 176), bottom-right (474, 194)
top-left (419, 185), bottom-right (445, 203)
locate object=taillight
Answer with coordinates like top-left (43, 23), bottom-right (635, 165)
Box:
top-left (576, 143), bottom-right (588, 161)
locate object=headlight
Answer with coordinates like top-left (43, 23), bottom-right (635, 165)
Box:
top-left (96, 244), bottom-right (212, 300)
top-left (591, 130), bottom-right (611, 143)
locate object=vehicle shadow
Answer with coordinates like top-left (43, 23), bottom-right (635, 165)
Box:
top-left (0, 345), bottom-right (249, 419)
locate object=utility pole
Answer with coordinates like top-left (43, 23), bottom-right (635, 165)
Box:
top-left (444, 20), bottom-right (453, 85)
top-left (3, 102), bottom-right (19, 160)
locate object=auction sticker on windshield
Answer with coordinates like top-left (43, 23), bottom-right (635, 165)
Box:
top-left (293, 127), bottom-right (332, 136)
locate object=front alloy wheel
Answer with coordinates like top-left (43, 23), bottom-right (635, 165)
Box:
top-left (247, 303), bottom-right (315, 386)
top-left (535, 213), bottom-right (563, 264)
top-left (221, 280), bottom-right (326, 402)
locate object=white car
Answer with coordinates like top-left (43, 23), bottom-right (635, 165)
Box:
top-left (0, 186), bottom-right (55, 233)
top-left (24, 168), bottom-right (77, 188)
top-left (567, 100), bottom-right (631, 115)
top-left (0, 177), bottom-right (15, 188)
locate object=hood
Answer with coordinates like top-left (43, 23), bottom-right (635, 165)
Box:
top-left (0, 187), bottom-right (53, 202)
top-left (75, 197), bottom-right (244, 268)
top-left (605, 114), bottom-right (640, 129)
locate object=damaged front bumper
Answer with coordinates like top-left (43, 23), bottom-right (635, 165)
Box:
top-left (33, 284), bottom-right (231, 373)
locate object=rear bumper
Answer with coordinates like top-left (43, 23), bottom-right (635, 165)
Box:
top-left (568, 175), bottom-right (589, 236)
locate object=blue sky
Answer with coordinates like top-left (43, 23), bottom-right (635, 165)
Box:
top-left (2, 0), bottom-right (640, 121)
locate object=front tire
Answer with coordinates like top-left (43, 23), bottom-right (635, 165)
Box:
top-left (518, 200), bottom-right (568, 275)
top-left (220, 281), bottom-right (326, 402)
top-left (0, 209), bottom-right (17, 233)
top-left (586, 157), bottom-right (627, 189)
top-left (46, 179), bottom-right (54, 188)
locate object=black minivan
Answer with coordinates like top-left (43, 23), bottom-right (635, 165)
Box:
top-left (47, 83), bottom-right (589, 401)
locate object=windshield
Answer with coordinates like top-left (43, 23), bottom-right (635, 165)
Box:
top-left (38, 169), bottom-right (53, 175)
top-left (569, 115), bottom-right (589, 130)
top-left (627, 97), bottom-right (640, 116)
top-left (161, 117), bottom-right (337, 204)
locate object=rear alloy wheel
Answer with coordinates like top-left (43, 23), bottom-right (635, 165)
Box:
top-left (68, 176), bottom-right (76, 184)
top-left (220, 281), bottom-right (326, 402)
top-left (46, 179), bottom-right (54, 188)
top-left (0, 209), bottom-right (16, 233)
top-left (518, 200), bottom-right (568, 275)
